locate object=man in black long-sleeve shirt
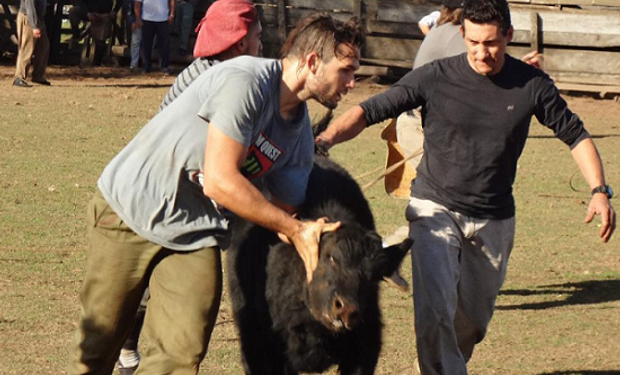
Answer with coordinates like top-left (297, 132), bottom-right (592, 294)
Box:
top-left (317, 0), bottom-right (615, 374)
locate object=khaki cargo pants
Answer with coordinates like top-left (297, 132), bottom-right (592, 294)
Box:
top-left (69, 189), bottom-right (222, 375)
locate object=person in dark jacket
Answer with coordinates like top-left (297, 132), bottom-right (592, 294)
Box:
top-left (13, 0), bottom-right (50, 87)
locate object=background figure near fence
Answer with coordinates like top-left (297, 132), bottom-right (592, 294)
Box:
top-left (159, 0), bottom-right (262, 110)
top-left (13, 0), bottom-right (50, 87)
top-left (69, 0), bottom-right (122, 66)
top-left (135, 0), bottom-right (175, 74)
top-left (174, 0), bottom-right (197, 56)
top-left (418, 10), bottom-right (440, 36)
top-left (125, 0), bottom-right (142, 70)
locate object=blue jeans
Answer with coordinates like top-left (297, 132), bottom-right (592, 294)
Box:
top-left (130, 27), bottom-right (142, 68)
top-left (174, 1), bottom-right (195, 51)
top-left (141, 20), bottom-right (170, 72)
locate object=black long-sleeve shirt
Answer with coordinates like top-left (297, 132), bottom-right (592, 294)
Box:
top-left (361, 53), bottom-right (590, 219)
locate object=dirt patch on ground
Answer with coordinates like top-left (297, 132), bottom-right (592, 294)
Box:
top-left (1, 60), bottom-right (175, 87)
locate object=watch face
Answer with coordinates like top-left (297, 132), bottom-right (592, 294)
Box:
top-left (607, 185), bottom-right (613, 198)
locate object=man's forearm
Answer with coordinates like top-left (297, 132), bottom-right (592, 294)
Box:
top-left (203, 169), bottom-right (300, 238)
top-left (317, 105), bottom-right (368, 148)
top-left (571, 137), bottom-right (606, 189)
top-left (134, 1), bottom-right (142, 22)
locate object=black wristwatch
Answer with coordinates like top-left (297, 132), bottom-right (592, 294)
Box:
top-left (591, 184), bottom-right (613, 199)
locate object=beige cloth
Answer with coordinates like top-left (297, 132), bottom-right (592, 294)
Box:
top-left (395, 111), bottom-right (424, 169)
top-left (381, 111), bottom-right (424, 198)
top-left (14, 11), bottom-right (49, 81)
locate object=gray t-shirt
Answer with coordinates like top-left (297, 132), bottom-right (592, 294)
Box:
top-left (413, 23), bottom-right (466, 69)
top-left (98, 56), bottom-right (314, 251)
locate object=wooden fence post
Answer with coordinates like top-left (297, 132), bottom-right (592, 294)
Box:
top-left (530, 11), bottom-right (541, 53)
top-left (354, 0), bottom-right (362, 20)
top-left (277, 0), bottom-right (287, 44)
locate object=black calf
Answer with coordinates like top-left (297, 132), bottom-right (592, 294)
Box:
top-left (227, 155), bottom-right (412, 375)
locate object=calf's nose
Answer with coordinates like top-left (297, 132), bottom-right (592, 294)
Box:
top-left (332, 295), bottom-right (359, 330)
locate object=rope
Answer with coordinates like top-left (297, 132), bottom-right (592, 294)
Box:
top-left (361, 147), bottom-right (423, 192)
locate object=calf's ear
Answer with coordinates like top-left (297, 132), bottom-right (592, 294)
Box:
top-left (380, 238), bottom-right (413, 278)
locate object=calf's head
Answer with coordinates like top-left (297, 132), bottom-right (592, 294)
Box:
top-left (306, 222), bottom-right (412, 332)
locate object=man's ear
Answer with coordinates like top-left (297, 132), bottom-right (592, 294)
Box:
top-left (460, 24), bottom-right (465, 38)
top-left (305, 52), bottom-right (321, 75)
top-left (506, 25), bottom-right (514, 44)
top-left (236, 37), bottom-right (247, 53)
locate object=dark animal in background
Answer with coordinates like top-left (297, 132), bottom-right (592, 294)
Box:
top-left (227, 155), bottom-right (412, 375)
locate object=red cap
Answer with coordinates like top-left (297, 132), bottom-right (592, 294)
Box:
top-left (193, 0), bottom-right (257, 58)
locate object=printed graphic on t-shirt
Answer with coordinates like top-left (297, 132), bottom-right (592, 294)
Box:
top-left (241, 132), bottom-right (284, 179)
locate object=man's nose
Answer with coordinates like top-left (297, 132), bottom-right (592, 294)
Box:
top-left (347, 77), bottom-right (356, 90)
top-left (476, 46), bottom-right (490, 60)
top-left (345, 74), bottom-right (356, 90)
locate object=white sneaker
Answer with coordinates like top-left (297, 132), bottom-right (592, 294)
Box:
top-left (413, 356), bottom-right (421, 375)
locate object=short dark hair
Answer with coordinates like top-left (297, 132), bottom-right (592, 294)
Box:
top-left (280, 14), bottom-right (365, 62)
top-left (461, 0), bottom-right (512, 35)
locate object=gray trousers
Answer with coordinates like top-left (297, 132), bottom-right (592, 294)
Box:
top-left (406, 197), bottom-right (515, 375)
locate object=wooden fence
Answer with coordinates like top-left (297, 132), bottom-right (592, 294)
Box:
top-left (2, 0), bottom-right (619, 95)
top-left (254, 0), bottom-right (620, 96)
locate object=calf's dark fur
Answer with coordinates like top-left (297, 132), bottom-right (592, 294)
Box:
top-left (227, 156), bottom-right (411, 375)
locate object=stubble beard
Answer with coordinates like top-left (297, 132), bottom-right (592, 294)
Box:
top-left (311, 77), bottom-right (339, 110)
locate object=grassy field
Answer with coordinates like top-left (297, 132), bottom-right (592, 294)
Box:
top-left (0, 63), bottom-right (619, 375)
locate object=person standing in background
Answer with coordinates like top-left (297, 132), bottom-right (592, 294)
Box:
top-left (135, 0), bottom-right (175, 74)
top-left (125, 0), bottom-right (142, 70)
top-left (13, 0), bottom-right (50, 87)
top-left (173, 0), bottom-right (197, 56)
top-left (159, 0), bottom-right (262, 110)
top-left (418, 10), bottom-right (440, 36)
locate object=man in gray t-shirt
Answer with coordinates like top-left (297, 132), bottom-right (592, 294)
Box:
top-left (69, 14), bottom-right (365, 375)
top-left (117, 1), bottom-right (264, 372)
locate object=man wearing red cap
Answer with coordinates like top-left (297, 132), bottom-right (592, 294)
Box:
top-left (69, 13), bottom-right (365, 375)
top-left (159, 0), bottom-right (262, 110)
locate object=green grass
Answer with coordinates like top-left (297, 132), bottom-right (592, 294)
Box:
top-left (0, 66), bottom-right (619, 374)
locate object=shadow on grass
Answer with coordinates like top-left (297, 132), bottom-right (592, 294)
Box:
top-left (535, 371), bottom-right (620, 375)
top-left (497, 279), bottom-right (620, 310)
